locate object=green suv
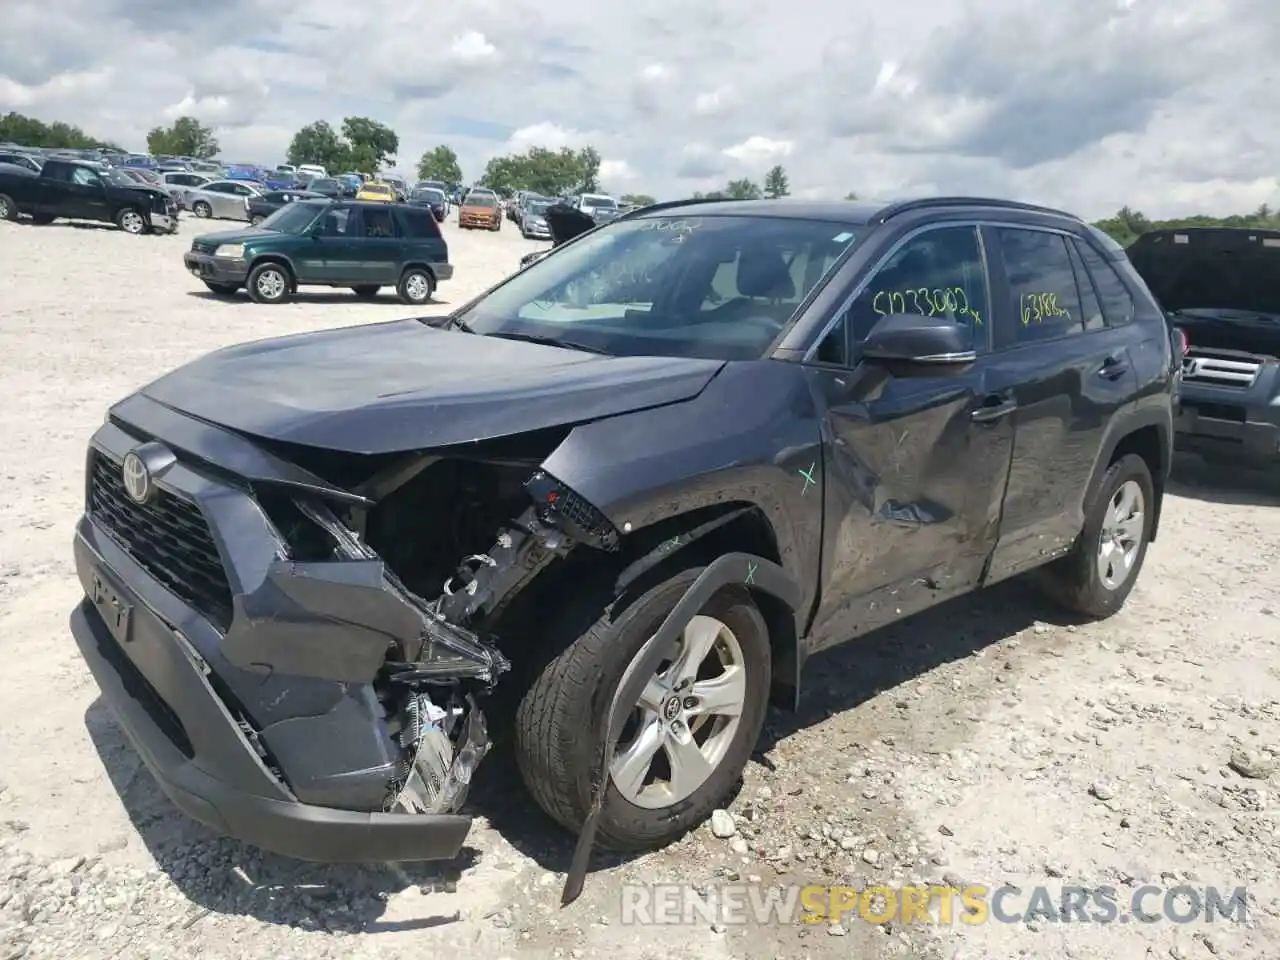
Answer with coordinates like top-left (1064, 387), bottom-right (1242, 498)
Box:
top-left (183, 199), bottom-right (453, 305)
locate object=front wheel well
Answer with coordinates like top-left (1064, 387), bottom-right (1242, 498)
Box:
top-left (249, 255), bottom-right (295, 279)
top-left (1107, 424), bottom-right (1166, 540)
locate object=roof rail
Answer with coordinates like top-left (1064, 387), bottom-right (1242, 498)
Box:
top-left (616, 195), bottom-right (743, 221)
top-left (871, 196), bottom-right (1081, 224)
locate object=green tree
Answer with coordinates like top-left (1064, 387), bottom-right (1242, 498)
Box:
top-left (479, 145), bottom-right (601, 196)
top-left (763, 165), bottom-right (790, 198)
top-left (621, 193), bottom-right (656, 206)
top-left (0, 111), bottom-right (120, 150)
top-left (416, 145), bottom-right (463, 186)
top-left (724, 178), bottom-right (763, 200)
top-left (146, 116), bottom-right (219, 159)
top-left (286, 120), bottom-right (345, 170)
top-left (341, 116), bottom-right (398, 172)
top-left (285, 117), bottom-right (399, 174)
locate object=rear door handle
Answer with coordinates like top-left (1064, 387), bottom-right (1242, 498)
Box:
top-left (971, 395), bottom-right (1017, 423)
top-left (1097, 355), bottom-right (1130, 380)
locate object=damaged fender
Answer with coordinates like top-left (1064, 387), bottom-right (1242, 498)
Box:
top-left (561, 551), bottom-right (800, 905)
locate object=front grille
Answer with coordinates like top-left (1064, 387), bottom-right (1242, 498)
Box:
top-left (88, 452), bottom-right (234, 631)
top-left (1182, 352), bottom-right (1262, 388)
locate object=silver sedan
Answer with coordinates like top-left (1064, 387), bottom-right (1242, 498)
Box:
top-left (183, 180), bottom-right (265, 221)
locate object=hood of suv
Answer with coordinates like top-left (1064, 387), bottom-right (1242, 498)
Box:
top-left (1127, 228), bottom-right (1280, 317)
top-left (546, 204), bottom-right (596, 245)
top-left (138, 318), bottom-right (724, 454)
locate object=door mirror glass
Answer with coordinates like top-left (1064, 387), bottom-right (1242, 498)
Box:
top-left (861, 313), bottom-right (976, 364)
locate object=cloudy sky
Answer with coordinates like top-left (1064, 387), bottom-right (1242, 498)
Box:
top-left (1, 0), bottom-right (1275, 219)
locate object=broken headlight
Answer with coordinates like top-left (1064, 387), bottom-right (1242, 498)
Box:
top-left (524, 470), bottom-right (619, 550)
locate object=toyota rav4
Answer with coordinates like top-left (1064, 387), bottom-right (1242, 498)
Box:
top-left (69, 196), bottom-right (1175, 903)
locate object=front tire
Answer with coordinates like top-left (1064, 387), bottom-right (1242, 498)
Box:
top-left (1037, 453), bottom-right (1155, 618)
top-left (397, 268), bottom-right (435, 305)
top-left (247, 262), bottom-right (292, 304)
top-left (117, 208), bottom-right (146, 234)
top-left (515, 569), bottom-right (771, 851)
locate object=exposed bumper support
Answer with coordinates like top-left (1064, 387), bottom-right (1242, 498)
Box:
top-left (560, 552), bottom-right (801, 905)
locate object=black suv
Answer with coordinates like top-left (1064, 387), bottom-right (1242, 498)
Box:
top-left (1126, 227), bottom-right (1280, 467)
top-left (69, 196), bottom-right (1173, 902)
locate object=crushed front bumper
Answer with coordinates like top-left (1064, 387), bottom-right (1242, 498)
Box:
top-left (69, 400), bottom-right (496, 861)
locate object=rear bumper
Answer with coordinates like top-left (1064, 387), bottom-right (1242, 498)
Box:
top-left (184, 252), bottom-right (249, 284)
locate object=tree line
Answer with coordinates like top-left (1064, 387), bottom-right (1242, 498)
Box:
top-left (4, 110), bottom-right (1277, 241)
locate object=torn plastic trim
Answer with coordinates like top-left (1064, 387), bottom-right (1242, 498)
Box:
top-left (561, 552), bottom-right (801, 906)
top-left (224, 497), bottom-right (508, 685)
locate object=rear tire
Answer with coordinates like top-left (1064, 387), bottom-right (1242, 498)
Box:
top-left (247, 262), bottom-right (292, 304)
top-left (1036, 453), bottom-right (1155, 618)
top-left (351, 285), bottom-right (380, 297)
top-left (397, 268), bottom-right (435, 305)
top-left (193, 201), bottom-right (212, 219)
top-left (0, 194), bottom-right (16, 221)
top-left (515, 568), bottom-right (771, 851)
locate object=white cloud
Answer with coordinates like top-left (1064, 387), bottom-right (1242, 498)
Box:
top-left (0, 0), bottom-right (1276, 218)
top-left (723, 136), bottom-right (794, 165)
top-left (599, 159), bottom-right (637, 185)
top-left (448, 30), bottom-right (497, 61)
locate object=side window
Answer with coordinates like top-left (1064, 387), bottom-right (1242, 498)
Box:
top-left (318, 207), bottom-right (352, 236)
top-left (1072, 239), bottom-right (1134, 326)
top-left (362, 206), bottom-right (396, 238)
top-left (994, 229), bottom-right (1084, 345)
top-left (206, 182), bottom-right (230, 194)
top-left (232, 183), bottom-right (253, 196)
top-left (1065, 241), bottom-right (1105, 331)
top-left (70, 166), bottom-right (101, 186)
top-left (42, 162), bottom-right (73, 183)
top-left (816, 225), bottom-right (989, 363)
top-left (397, 206), bottom-right (441, 239)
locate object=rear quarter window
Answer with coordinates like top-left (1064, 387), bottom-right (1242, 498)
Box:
top-left (398, 206), bottom-right (443, 240)
top-left (1073, 239), bottom-right (1135, 326)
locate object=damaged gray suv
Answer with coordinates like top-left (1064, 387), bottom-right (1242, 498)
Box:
top-left (69, 196), bottom-right (1175, 902)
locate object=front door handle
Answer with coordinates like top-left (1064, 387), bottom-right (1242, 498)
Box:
top-left (1097, 355), bottom-right (1130, 380)
top-left (972, 395), bottom-right (1017, 423)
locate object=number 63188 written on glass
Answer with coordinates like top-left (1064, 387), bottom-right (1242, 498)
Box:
top-left (1021, 292), bottom-right (1071, 326)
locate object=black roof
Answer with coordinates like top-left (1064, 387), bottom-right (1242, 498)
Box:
top-left (625, 195), bottom-right (1081, 226)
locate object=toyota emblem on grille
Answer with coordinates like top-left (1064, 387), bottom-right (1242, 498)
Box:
top-left (1182, 358), bottom-right (1200, 376)
top-left (121, 451), bottom-right (152, 505)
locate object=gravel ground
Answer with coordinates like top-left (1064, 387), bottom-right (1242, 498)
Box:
top-left (0, 214), bottom-right (1278, 960)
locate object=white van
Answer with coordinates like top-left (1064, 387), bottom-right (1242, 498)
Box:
top-left (297, 163), bottom-right (328, 180)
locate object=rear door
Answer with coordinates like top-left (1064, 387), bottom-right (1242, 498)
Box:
top-left (803, 224), bottom-right (1015, 648)
top-left (980, 224), bottom-right (1139, 584)
top-left (395, 205), bottom-right (447, 267)
top-left (355, 204), bottom-right (404, 283)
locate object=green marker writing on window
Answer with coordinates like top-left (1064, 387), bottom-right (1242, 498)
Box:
top-left (872, 287), bottom-right (983, 326)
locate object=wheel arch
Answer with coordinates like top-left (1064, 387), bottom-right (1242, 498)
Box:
top-left (400, 261), bottom-right (437, 282)
top-left (248, 253), bottom-right (297, 278)
top-left (1091, 409), bottom-right (1171, 542)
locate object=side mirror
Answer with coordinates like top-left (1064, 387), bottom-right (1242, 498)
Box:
top-left (861, 313), bottom-right (976, 365)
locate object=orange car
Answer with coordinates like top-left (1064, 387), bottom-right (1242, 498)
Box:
top-left (458, 191), bottom-right (502, 230)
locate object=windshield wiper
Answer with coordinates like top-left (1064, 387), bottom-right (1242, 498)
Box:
top-left (485, 331), bottom-right (611, 355)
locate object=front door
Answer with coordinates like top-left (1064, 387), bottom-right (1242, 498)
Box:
top-left (55, 165), bottom-right (110, 220)
top-left (804, 224), bottom-right (1015, 650)
top-left (980, 225), bottom-right (1140, 583)
top-left (293, 205), bottom-right (363, 284)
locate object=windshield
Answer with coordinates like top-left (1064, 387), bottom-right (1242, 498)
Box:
top-left (309, 179), bottom-right (338, 189)
top-left (527, 200), bottom-right (551, 215)
top-left (452, 214), bottom-right (862, 360)
top-left (258, 202), bottom-right (323, 234)
top-left (465, 194), bottom-right (498, 208)
top-left (583, 196), bottom-right (617, 209)
top-left (414, 188), bottom-right (445, 202)
top-left (104, 169), bottom-right (142, 186)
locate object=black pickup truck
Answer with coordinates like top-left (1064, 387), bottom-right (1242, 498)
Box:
top-left (0, 157), bottom-right (177, 234)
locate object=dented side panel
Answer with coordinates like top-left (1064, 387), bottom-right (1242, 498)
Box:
top-left (540, 360), bottom-right (825, 627)
top-left (801, 361), bottom-right (1015, 651)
